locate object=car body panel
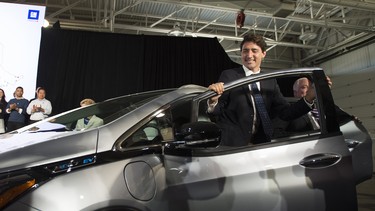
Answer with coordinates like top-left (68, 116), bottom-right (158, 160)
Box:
top-left (163, 135), bottom-right (357, 211)
top-left (0, 130), bottom-right (98, 172)
top-left (341, 120), bottom-right (373, 183)
top-left (8, 154), bottom-right (168, 211)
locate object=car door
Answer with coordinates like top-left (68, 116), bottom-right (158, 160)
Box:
top-left (162, 69), bottom-right (358, 211)
top-left (337, 109), bottom-right (373, 184)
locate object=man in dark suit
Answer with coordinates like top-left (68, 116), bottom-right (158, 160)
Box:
top-left (208, 34), bottom-right (315, 146)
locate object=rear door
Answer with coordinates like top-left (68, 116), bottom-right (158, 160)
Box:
top-left (162, 69), bottom-right (358, 211)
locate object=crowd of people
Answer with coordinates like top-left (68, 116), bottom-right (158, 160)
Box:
top-left (0, 84), bottom-right (105, 134)
top-left (0, 86), bottom-right (52, 134)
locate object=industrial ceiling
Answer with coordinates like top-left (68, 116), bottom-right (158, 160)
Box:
top-left (11, 0), bottom-right (375, 67)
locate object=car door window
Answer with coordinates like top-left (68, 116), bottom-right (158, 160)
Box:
top-left (123, 98), bottom-right (193, 148)
top-left (272, 76), bottom-right (323, 140)
top-left (122, 111), bottom-right (173, 148)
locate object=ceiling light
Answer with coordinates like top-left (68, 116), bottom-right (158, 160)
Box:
top-left (299, 32), bottom-right (317, 41)
top-left (168, 22), bottom-right (185, 37)
top-left (43, 19), bottom-right (49, 28)
top-left (299, 24), bottom-right (317, 41)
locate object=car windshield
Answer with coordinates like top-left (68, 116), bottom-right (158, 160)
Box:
top-left (23, 89), bottom-right (172, 133)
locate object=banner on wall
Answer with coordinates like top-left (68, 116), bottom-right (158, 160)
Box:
top-left (0, 2), bottom-right (45, 100)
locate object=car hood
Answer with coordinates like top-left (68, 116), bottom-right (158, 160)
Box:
top-left (0, 129), bottom-right (98, 172)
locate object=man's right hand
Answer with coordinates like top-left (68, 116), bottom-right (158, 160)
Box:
top-left (208, 82), bottom-right (224, 104)
top-left (9, 103), bottom-right (17, 110)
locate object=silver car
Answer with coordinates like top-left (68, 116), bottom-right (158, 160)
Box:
top-left (0, 67), bottom-right (372, 211)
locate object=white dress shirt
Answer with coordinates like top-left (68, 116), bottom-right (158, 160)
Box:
top-left (27, 98), bottom-right (52, 121)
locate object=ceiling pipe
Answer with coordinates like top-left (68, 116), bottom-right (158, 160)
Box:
top-left (54, 18), bottom-right (324, 50)
top-left (112, 23), bottom-right (325, 50)
top-left (301, 32), bottom-right (374, 63)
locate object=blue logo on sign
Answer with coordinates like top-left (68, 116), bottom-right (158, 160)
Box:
top-left (28, 10), bottom-right (40, 20)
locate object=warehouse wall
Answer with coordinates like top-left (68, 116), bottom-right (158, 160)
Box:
top-left (320, 42), bottom-right (375, 171)
top-left (320, 42), bottom-right (375, 139)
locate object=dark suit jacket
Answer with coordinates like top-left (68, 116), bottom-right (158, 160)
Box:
top-left (287, 114), bottom-right (313, 132)
top-left (274, 105), bottom-right (353, 135)
top-left (211, 67), bottom-right (311, 146)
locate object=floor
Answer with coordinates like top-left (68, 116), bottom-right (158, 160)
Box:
top-left (357, 173), bottom-right (375, 211)
top-left (357, 138), bottom-right (375, 211)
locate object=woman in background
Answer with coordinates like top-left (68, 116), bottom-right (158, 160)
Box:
top-left (75, 98), bottom-right (103, 131)
top-left (0, 88), bottom-right (7, 133)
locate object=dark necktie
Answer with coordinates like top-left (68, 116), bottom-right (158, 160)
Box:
top-left (251, 83), bottom-right (273, 141)
top-left (84, 117), bottom-right (90, 125)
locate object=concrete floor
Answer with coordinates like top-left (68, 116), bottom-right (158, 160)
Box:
top-left (357, 173), bottom-right (375, 211)
top-left (357, 139), bottom-right (375, 211)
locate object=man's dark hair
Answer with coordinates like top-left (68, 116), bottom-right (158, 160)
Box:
top-left (37, 87), bottom-right (46, 93)
top-left (240, 34), bottom-right (267, 52)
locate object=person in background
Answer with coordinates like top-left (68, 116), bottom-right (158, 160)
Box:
top-left (27, 87), bottom-right (52, 124)
top-left (287, 77), bottom-right (322, 131)
top-left (75, 98), bottom-right (103, 131)
top-left (289, 76), bottom-right (356, 130)
top-left (0, 88), bottom-right (7, 133)
top-left (272, 76), bottom-right (359, 137)
top-left (6, 86), bottom-right (29, 132)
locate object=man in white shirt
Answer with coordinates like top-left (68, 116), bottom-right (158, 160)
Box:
top-left (27, 87), bottom-right (52, 123)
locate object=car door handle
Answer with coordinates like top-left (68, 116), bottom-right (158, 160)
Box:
top-left (299, 153), bottom-right (341, 168)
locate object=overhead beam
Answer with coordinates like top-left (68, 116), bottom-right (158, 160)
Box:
top-left (150, 6), bottom-right (186, 28)
top-left (45, 2), bottom-right (375, 33)
top-left (47, 0), bottom-right (87, 19)
top-left (312, 0), bottom-right (375, 12)
top-left (302, 32), bottom-right (375, 63)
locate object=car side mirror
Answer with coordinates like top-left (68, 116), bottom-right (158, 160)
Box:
top-left (175, 121), bottom-right (221, 148)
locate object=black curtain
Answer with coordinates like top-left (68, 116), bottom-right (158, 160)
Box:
top-left (37, 28), bottom-right (239, 114)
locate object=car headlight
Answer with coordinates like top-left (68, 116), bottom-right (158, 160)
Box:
top-left (0, 170), bottom-right (48, 209)
top-left (0, 155), bottom-right (96, 209)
